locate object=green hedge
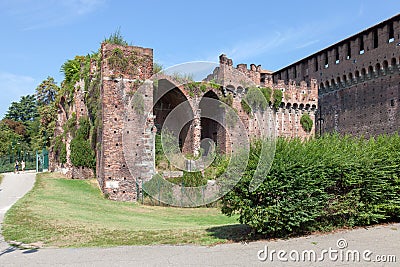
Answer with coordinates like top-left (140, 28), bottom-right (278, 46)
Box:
top-left (221, 134), bottom-right (400, 237)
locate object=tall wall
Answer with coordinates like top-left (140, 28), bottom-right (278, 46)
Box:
top-left (208, 55), bottom-right (318, 140)
top-left (273, 14), bottom-right (400, 136)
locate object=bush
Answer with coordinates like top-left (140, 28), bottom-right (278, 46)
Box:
top-left (300, 113), bottom-right (313, 132)
top-left (221, 134), bottom-right (400, 237)
top-left (70, 117), bottom-right (95, 169)
top-left (272, 89), bottom-right (283, 110)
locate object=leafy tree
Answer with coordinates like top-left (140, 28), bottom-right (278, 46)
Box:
top-left (36, 77), bottom-right (59, 106)
top-left (4, 95), bottom-right (38, 122)
top-left (1, 119), bottom-right (26, 136)
top-left (60, 57), bottom-right (81, 85)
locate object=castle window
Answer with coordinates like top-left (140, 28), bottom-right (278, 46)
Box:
top-left (388, 21), bottom-right (394, 42)
top-left (391, 99), bottom-right (395, 107)
top-left (347, 42), bottom-right (351, 59)
top-left (324, 52), bottom-right (329, 68)
top-left (359, 36), bottom-right (365, 54)
top-left (315, 56), bottom-right (319, 71)
top-left (335, 47), bottom-right (340, 64)
top-left (373, 29), bottom-right (379, 49)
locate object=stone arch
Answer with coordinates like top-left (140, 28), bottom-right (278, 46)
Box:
top-left (286, 102), bottom-right (292, 109)
top-left (320, 82), bottom-right (324, 90)
top-left (325, 80), bottom-right (330, 88)
top-left (199, 90), bottom-right (226, 154)
top-left (342, 74), bottom-right (347, 83)
top-left (375, 63), bottom-right (382, 75)
top-left (153, 79), bottom-right (194, 152)
top-left (391, 57), bottom-right (397, 68)
top-left (299, 103), bottom-right (304, 110)
top-left (293, 103), bottom-right (298, 110)
top-left (355, 70), bottom-right (360, 78)
top-left (368, 65), bottom-right (374, 76)
top-left (383, 60), bottom-right (389, 70)
top-left (226, 85), bottom-right (236, 94)
top-left (237, 86), bottom-right (244, 95)
top-left (361, 68), bottom-right (366, 78)
top-left (305, 103), bottom-right (311, 110)
top-left (348, 72), bottom-right (353, 81)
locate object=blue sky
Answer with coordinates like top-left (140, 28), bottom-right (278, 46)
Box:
top-left (0, 0), bottom-right (398, 118)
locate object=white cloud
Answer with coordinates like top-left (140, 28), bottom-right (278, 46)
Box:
top-left (1, 0), bottom-right (106, 31)
top-left (0, 72), bottom-right (36, 118)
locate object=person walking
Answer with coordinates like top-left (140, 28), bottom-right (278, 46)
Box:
top-left (14, 160), bottom-right (19, 174)
top-left (21, 160), bottom-right (25, 172)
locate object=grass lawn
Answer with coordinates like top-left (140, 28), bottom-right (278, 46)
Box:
top-left (2, 172), bottom-right (246, 248)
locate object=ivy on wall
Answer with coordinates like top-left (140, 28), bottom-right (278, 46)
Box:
top-left (300, 113), bottom-right (313, 132)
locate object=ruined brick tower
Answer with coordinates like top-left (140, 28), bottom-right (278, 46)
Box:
top-left (97, 43), bottom-right (153, 201)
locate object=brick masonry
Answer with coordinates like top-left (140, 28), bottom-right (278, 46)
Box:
top-left (273, 14), bottom-right (400, 136)
top-left (53, 14), bottom-right (400, 201)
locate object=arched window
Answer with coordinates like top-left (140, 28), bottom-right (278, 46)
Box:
top-left (348, 72), bottom-right (353, 81)
top-left (391, 58), bottom-right (397, 68)
top-left (375, 63), bottom-right (381, 75)
top-left (368, 66), bottom-right (374, 77)
top-left (361, 68), bottom-right (366, 78)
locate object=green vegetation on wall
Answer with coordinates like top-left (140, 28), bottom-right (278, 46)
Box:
top-left (272, 89), bottom-right (283, 110)
top-left (300, 113), bottom-right (313, 132)
top-left (70, 117), bottom-right (96, 169)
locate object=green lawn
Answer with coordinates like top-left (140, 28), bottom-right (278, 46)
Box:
top-left (2, 172), bottom-right (245, 248)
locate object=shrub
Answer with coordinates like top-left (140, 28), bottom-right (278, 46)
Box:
top-left (272, 89), bottom-right (283, 110)
top-left (221, 134), bottom-right (400, 237)
top-left (300, 113), bottom-right (313, 132)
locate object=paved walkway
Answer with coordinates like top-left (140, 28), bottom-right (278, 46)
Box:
top-left (0, 172), bottom-right (399, 266)
top-left (0, 171), bottom-right (36, 251)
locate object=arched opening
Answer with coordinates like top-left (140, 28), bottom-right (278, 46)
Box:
top-left (153, 79), bottom-right (193, 152)
top-left (343, 74), bottom-right (347, 83)
top-left (325, 81), bottom-right (330, 89)
top-left (331, 79), bottom-right (336, 88)
top-left (361, 68), bottom-right (366, 78)
top-left (299, 103), bottom-right (304, 110)
top-left (237, 86), bottom-right (244, 95)
top-left (320, 82), bottom-right (324, 90)
top-left (391, 58), bottom-right (397, 68)
top-left (336, 77), bottom-right (341, 86)
top-left (226, 85), bottom-right (236, 94)
top-left (348, 73), bottom-right (353, 81)
top-left (382, 60), bottom-right (389, 74)
top-left (368, 66), bottom-right (374, 77)
top-left (199, 90), bottom-right (226, 154)
top-left (375, 63), bottom-right (382, 75)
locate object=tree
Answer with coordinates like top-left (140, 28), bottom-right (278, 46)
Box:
top-left (36, 77), bottom-right (59, 106)
top-left (4, 95), bottom-right (38, 122)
